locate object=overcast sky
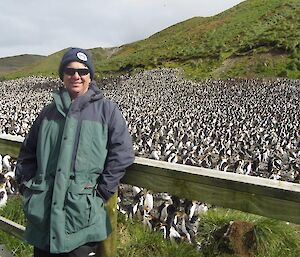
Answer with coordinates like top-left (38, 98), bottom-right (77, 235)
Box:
top-left (0, 0), bottom-right (244, 58)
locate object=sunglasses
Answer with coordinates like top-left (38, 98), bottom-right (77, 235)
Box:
top-left (64, 67), bottom-right (90, 76)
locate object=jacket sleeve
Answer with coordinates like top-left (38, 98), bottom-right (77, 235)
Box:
top-left (97, 105), bottom-right (134, 201)
top-left (15, 109), bottom-right (44, 187)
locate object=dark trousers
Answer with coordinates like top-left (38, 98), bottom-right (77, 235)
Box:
top-left (34, 242), bottom-right (99, 257)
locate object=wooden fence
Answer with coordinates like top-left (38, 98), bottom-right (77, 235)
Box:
top-left (0, 135), bottom-right (300, 256)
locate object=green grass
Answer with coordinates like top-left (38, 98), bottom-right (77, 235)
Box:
top-left (0, 55), bottom-right (45, 77)
top-left (197, 208), bottom-right (300, 257)
top-left (117, 214), bottom-right (203, 257)
top-left (0, 196), bottom-right (32, 257)
top-left (1, 199), bottom-right (299, 257)
top-left (255, 219), bottom-right (300, 257)
top-left (0, 198), bottom-right (203, 257)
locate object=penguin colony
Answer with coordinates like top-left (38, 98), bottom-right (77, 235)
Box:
top-left (1, 69), bottom-right (298, 181)
top-left (0, 154), bottom-right (18, 209)
top-left (0, 68), bottom-right (300, 243)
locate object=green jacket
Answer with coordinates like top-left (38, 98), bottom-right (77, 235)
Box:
top-left (16, 82), bottom-right (134, 253)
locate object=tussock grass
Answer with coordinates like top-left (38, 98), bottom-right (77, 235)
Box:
top-left (255, 218), bottom-right (300, 257)
top-left (197, 208), bottom-right (300, 257)
top-left (117, 214), bottom-right (203, 257)
top-left (0, 199), bottom-right (299, 257)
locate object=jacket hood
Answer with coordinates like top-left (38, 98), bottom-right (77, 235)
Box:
top-left (89, 80), bottom-right (104, 102)
top-left (53, 80), bottom-right (104, 117)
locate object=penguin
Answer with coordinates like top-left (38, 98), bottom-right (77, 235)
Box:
top-left (0, 181), bottom-right (8, 209)
top-left (2, 155), bottom-right (12, 172)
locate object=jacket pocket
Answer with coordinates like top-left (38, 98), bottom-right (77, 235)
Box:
top-left (22, 180), bottom-right (51, 229)
top-left (65, 187), bottom-right (97, 234)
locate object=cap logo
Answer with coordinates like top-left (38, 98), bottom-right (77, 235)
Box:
top-left (77, 52), bottom-right (88, 61)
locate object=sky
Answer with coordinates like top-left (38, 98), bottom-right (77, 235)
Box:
top-left (0, 0), bottom-right (245, 58)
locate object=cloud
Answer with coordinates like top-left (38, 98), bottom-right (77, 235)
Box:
top-left (0, 0), bottom-right (244, 58)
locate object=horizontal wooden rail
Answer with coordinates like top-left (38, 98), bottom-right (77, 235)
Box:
top-left (0, 134), bottom-right (24, 157)
top-left (0, 216), bottom-right (25, 240)
top-left (1, 134), bottom-right (300, 224)
top-left (123, 157), bottom-right (300, 224)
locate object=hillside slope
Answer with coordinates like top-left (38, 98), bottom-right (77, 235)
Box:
top-left (1, 0), bottom-right (300, 80)
top-left (0, 54), bottom-right (45, 78)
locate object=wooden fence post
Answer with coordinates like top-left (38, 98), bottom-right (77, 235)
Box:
top-left (97, 192), bottom-right (118, 257)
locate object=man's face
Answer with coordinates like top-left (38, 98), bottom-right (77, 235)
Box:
top-left (63, 61), bottom-right (91, 100)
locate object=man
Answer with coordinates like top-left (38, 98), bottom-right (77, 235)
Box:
top-left (16, 47), bottom-right (134, 256)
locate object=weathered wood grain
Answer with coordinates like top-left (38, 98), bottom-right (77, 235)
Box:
top-left (122, 157), bottom-right (300, 224)
top-left (0, 216), bottom-right (25, 240)
top-left (0, 135), bottom-right (23, 157)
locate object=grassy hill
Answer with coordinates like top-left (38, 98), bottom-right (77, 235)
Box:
top-left (1, 0), bottom-right (300, 81)
top-left (0, 54), bottom-right (45, 78)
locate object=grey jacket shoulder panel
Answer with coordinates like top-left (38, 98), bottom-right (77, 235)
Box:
top-left (97, 102), bottom-right (135, 201)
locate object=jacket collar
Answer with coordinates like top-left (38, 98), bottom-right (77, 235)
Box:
top-left (53, 80), bottom-right (104, 117)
